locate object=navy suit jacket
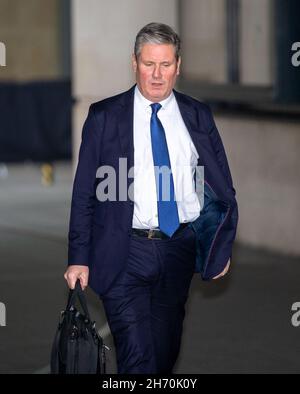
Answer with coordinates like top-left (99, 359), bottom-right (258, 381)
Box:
top-left (68, 84), bottom-right (239, 297)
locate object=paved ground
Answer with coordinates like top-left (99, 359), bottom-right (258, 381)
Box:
top-left (0, 162), bottom-right (300, 374)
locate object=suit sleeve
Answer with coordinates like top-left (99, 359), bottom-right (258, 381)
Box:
top-left (201, 106), bottom-right (239, 278)
top-left (68, 104), bottom-right (101, 266)
top-left (206, 107), bottom-right (236, 196)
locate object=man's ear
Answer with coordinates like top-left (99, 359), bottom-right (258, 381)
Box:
top-left (132, 53), bottom-right (137, 73)
top-left (176, 56), bottom-right (181, 75)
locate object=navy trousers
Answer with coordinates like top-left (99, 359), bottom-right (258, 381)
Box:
top-left (101, 224), bottom-right (197, 374)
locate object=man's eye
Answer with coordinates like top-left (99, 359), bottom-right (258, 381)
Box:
top-left (163, 63), bottom-right (170, 67)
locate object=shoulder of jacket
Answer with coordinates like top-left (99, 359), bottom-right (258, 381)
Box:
top-left (174, 90), bottom-right (214, 131)
top-left (89, 86), bottom-right (133, 114)
top-left (174, 89), bottom-right (212, 115)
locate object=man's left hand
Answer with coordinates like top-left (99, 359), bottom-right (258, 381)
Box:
top-left (212, 259), bottom-right (231, 280)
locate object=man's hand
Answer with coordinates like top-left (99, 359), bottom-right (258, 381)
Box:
top-left (64, 265), bottom-right (89, 290)
top-left (212, 259), bottom-right (230, 280)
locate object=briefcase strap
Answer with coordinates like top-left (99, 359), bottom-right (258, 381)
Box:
top-left (66, 279), bottom-right (91, 321)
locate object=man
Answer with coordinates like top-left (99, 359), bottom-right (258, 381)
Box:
top-left (64, 22), bottom-right (238, 374)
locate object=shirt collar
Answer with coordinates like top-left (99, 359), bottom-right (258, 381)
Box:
top-left (134, 84), bottom-right (175, 113)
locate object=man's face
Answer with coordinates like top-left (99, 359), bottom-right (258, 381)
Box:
top-left (132, 43), bottom-right (181, 102)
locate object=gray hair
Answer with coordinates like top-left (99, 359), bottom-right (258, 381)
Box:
top-left (134, 22), bottom-right (181, 61)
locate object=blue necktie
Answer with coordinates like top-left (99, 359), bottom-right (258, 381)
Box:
top-left (150, 103), bottom-right (180, 237)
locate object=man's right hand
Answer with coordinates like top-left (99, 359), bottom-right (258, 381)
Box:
top-left (64, 265), bottom-right (89, 290)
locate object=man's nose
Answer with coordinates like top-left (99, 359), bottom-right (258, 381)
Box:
top-left (153, 66), bottom-right (162, 79)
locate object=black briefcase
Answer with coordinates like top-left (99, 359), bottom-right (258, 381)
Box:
top-left (50, 279), bottom-right (108, 374)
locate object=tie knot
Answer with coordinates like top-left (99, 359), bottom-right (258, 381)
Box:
top-left (150, 102), bottom-right (162, 115)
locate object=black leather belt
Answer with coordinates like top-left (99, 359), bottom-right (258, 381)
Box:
top-left (131, 222), bottom-right (190, 239)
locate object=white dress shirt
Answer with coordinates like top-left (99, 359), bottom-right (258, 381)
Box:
top-left (132, 85), bottom-right (201, 230)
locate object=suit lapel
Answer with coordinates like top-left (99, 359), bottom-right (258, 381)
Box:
top-left (117, 85), bottom-right (136, 172)
top-left (173, 89), bottom-right (207, 167)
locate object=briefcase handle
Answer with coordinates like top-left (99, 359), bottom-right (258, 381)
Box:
top-left (66, 279), bottom-right (91, 321)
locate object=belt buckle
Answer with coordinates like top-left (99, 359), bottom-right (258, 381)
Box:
top-left (147, 229), bottom-right (155, 239)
